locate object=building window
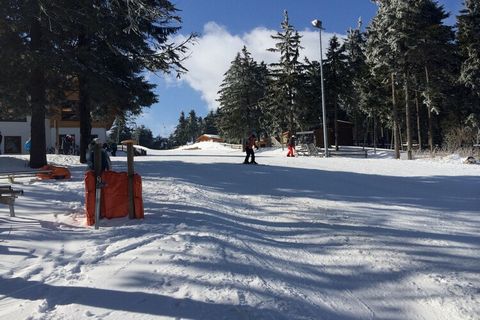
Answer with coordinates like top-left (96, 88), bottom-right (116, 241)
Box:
top-left (4, 136), bottom-right (22, 154)
top-left (0, 113), bottom-right (27, 122)
top-left (61, 106), bottom-right (79, 121)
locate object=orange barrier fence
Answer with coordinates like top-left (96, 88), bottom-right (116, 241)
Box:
top-left (85, 171), bottom-right (144, 226)
top-left (37, 165), bottom-right (71, 180)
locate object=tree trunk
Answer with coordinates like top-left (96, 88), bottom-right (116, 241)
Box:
top-left (425, 66), bottom-right (434, 153)
top-left (391, 73), bottom-right (401, 159)
top-left (79, 74), bottom-right (91, 163)
top-left (373, 113), bottom-right (377, 154)
top-left (29, 5), bottom-right (47, 168)
top-left (334, 97), bottom-right (338, 150)
top-left (78, 30), bottom-right (92, 164)
top-left (415, 89), bottom-right (422, 150)
top-left (353, 110), bottom-right (358, 146)
top-left (404, 70), bottom-right (413, 160)
top-left (363, 117), bottom-right (369, 149)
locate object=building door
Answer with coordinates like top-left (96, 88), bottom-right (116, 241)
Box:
top-left (4, 136), bottom-right (22, 154)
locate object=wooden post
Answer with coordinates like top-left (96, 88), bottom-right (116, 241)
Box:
top-left (94, 142), bottom-right (102, 230)
top-left (9, 198), bottom-right (15, 217)
top-left (54, 120), bottom-right (60, 154)
top-left (122, 140), bottom-right (136, 219)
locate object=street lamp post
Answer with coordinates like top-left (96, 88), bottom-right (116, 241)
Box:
top-left (311, 19), bottom-right (329, 157)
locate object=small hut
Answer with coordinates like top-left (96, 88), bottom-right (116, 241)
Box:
top-left (195, 134), bottom-right (224, 143)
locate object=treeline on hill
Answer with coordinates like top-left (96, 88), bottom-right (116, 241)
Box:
top-left (109, 109), bottom-right (219, 149)
top-left (211, 2), bottom-right (480, 159)
top-left (0, 1), bottom-right (193, 167)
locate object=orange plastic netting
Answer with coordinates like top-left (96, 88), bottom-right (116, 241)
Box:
top-left (84, 171), bottom-right (144, 226)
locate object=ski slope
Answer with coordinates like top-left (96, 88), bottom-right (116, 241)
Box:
top-left (1, 143), bottom-right (479, 320)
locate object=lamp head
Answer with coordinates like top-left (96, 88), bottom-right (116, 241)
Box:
top-left (311, 19), bottom-right (323, 29)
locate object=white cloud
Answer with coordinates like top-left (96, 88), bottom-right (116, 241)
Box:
top-left (173, 22), bottom-right (340, 110)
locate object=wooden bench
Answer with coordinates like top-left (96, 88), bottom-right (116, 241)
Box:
top-left (329, 149), bottom-right (368, 158)
top-left (296, 143), bottom-right (324, 156)
top-left (0, 185), bottom-right (24, 217)
top-left (0, 170), bottom-right (52, 183)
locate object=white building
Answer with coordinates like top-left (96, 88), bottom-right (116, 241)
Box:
top-left (0, 114), bottom-right (109, 154)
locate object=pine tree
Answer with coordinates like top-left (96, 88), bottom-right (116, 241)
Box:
top-left (367, 0), bottom-right (432, 159)
top-left (60, 1), bottom-right (191, 162)
top-left (296, 59), bottom-right (322, 131)
top-left (266, 10), bottom-right (304, 134)
top-left (187, 110), bottom-right (200, 143)
top-left (344, 21), bottom-right (368, 145)
top-left (0, 1), bottom-right (68, 167)
top-left (203, 111), bottom-right (219, 135)
top-left (412, 0), bottom-right (455, 151)
top-left (172, 111), bottom-right (189, 146)
top-left (458, 0), bottom-right (480, 97)
top-left (0, 0), bottom-right (192, 166)
top-left (217, 46), bottom-right (268, 142)
top-left (366, 0), bottom-right (402, 158)
top-left (344, 20), bottom-right (389, 147)
top-left (324, 35), bottom-right (350, 150)
top-left (133, 125), bottom-right (154, 148)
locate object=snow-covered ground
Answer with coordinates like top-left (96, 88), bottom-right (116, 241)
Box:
top-left (1, 142), bottom-right (479, 320)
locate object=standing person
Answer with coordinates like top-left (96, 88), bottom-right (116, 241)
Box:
top-left (24, 138), bottom-right (32, 153)
top-left (0, 131), bottom-right (3, 154)
top-left (243, 134), bottom-right (258, 164)
top-left (110, 142), bottom-right (117, 157)
top-left (287, 135), bottom-right (296, 157)
top-left (61, 135), bottom-right (70, 154)
top-left (87, 139), bottom-right (111, 171)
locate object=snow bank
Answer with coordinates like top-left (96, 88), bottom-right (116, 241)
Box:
top-left (0, 148), bottom-right (479, 320)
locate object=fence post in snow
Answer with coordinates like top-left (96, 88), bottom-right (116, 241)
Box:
top-left (94, 142), bottom-right (102, 230)
top-left (122, 140), bottom-right (136, 219)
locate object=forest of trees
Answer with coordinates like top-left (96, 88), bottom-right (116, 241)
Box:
top-left (2, 1), bottom-right (479, 158)
top-left (214, 1), bottom-right (480, 159)
top-left (0, 0), bottom-right (192, 167)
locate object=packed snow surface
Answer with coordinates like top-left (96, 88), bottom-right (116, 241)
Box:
top-left (1, 142), bottom-right (479, 320)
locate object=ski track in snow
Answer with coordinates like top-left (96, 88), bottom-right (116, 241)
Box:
top-left (0, 144), bottom-right (479, 320)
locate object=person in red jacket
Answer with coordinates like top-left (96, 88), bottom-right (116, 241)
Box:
top-left (243, 134), bottom-right (258, 164)
top-left (287, 135), bottom-right (296, 157)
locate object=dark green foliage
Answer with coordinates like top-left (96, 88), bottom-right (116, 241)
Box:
top-left (202, 111), bottom-right (220, 135)
top-left (458, 0), bottom-right (480, 96)
top-left (296, 59), bottom-right (322, 130)
top-left (133, 125), bottom-right (155, 148)
top-left (217, 46), bottom-right (268, 142)
top-left (169, 109), bottom-right (205, 146)
top-left (266, 10), bottom-right (304, 134)
top-left (0, 0), bottom-right (192, 166)
top-left (324, 35), bottom-right (350, 149)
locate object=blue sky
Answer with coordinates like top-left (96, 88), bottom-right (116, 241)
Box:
top-left (137, 0), bottom-right (463, 137)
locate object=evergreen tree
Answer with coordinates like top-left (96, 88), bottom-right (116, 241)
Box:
top-left (187, 110), bottom-right (200, 142)
top-left (458, 0), bottom-right (480, 97)
top-left (413, 0), bottom-right (455, 151)
top-left (296, 59), bottom-right (322, 131)
top-left (0, 0), bottom-right (192, 166)
top-left (172, 111), bottom-right (189, 146)
top-left (366, 0), bottom-right (402, 158)
top-left (133, 125), bottom-right (154, 148)
top-left (0, 1), bottom-right (67, 167)
top-left (60, 1), bottom-right (191, 163)
top-left (203, 111), bottom-right (219, 135)
top-left (344, 20), bottom-right (376, 146)
top-left (367, 0), bottom-right (431, 159)
top-left (324, 35), bottom-right (350, 150)
top-left (266, 10), bottom-right (304, 134)
top-left (217, 46), bottom-right (268, 142)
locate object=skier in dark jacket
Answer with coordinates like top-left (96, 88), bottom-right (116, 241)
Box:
top-left (243, 134), bottom-right (258, 164)
top-left (87, 139), bottom-right (111, 172)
